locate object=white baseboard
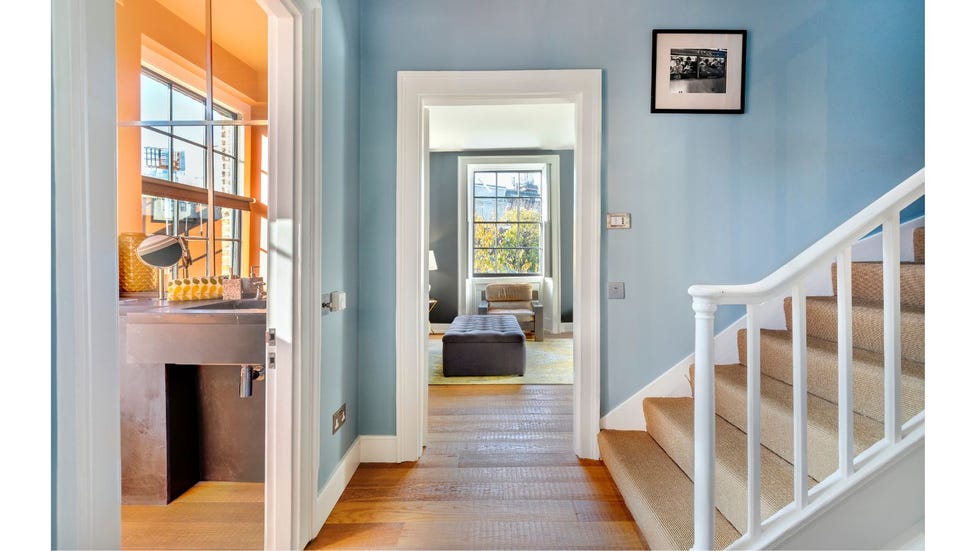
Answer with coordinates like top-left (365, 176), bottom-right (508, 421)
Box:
top-left (313, 437), bottom-right (362, 538)
top-left (559, 322), bottom-right (573, 333)
top-left (359, 435), bottom-right (398, 462)
top-left (600, 316), bottom-right (746, 431)
top-left (430, 323), bottom-right (451, 333)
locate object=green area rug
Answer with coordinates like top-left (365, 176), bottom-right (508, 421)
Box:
top-left (428, 337), bottom-right (573, 385)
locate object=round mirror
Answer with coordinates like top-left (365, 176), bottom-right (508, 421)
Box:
top-left (136, 235), bottom-right (190, 301)
top-left (136, 235), bottom-right (187, 269)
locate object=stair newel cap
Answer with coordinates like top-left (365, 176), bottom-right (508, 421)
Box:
top-left (692, 297), bottom-right (719, 317)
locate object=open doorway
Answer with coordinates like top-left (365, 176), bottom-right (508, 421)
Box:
top-left (394, 70), bottom-right (603, 463)
top-left (426, 104), bottom-right (576, 389)
top-left (115, 1), bottom-right (271, 548)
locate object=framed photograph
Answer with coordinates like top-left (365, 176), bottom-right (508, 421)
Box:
top-left (651, 29), bottom-right (747, 114)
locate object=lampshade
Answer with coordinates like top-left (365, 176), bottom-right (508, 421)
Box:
top-left (428, 250), bottom-right (438, 271)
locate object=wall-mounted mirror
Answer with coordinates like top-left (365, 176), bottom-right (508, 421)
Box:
top-left (137, 234), bottom-right (190, 300)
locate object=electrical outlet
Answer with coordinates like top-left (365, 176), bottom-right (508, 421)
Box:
top-left (332, 403), bottom-right (346, 434)
top-left (608, 282), bottom-right (625, 299)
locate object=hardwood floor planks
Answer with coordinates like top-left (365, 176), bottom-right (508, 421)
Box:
top-left (121, 482), bottom-right (263, 550)
top-left (309, 385), bottom-right (644, 550)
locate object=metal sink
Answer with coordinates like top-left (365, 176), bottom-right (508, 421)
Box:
top-left (183, 299), bottom-right (267, 311)
top-left (125, 299), bottom-right (267, 365)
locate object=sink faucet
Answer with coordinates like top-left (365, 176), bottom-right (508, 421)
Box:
top-left (253, 280), bottom-right (267, 300)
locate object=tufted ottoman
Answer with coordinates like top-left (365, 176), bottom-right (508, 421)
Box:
top-left (442, 315), bottom-right (526, 376)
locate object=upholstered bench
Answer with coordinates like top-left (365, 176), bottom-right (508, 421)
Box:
top-left (442, 315), bottom-right (526, 376)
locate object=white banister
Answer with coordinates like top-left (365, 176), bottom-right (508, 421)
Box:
top-left (882, 215), bottom-right (902, 444)
top-left (692, 298), bottom-right (717, 551)
top-left (836, 249), bottom-right (855, 477)
top-left (791, 284), bottom-right (809, 508)
top-left (687, 169), bottom-right (924, 549)
top-left (745, 305), bottom-right (762, 539)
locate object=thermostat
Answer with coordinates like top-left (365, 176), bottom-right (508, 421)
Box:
top-left (606, 213), bottom-right (631, 229)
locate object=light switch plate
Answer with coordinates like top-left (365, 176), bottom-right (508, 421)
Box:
top-left (606, 213), bottom-right (631, 229)
top-left (608, 282), bottom-right (625, 299)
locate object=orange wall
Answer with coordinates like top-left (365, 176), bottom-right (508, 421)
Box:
top-left (115, 0), bottom-right (267, 275)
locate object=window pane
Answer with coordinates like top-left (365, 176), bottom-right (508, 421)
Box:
top-left (212, 122), bottom-right (240, 156)
top-left (174, 201), bottom-right (209, 238)
top-left (184, 239), bottom-right (209, 278)
top-left (515, 223), bottom-right (541, 248)
top-left (141, 128), bottom-right (172, 181)
top-left (473, 172), bottom-right (496, 197)
top-left (140, 73), bottom-right (170, 122)
top-left (473, 249), bottom-right (495, 274)
top-left (213, 152), bottom-right (239, 194)
top-left (500, 248), bottom-right (539, 274)
top-left (216, 238), bottom-right (241, 277)
top-left (518, 197), bottom-right (542, 221)
top-left (519, 172), bottom-right (542, 196)
top-left (473, 223), bottom-right (497, 249)
top-left (172, 88), bottom-right (205, 144)
top-left (142, 195), bottom-right (174, 235)
top-left (473, 198), bottom-right (495, 222)
top-left (496, 172), bottom-right (519, 197)
top-left (497, 198), bottom-right (520, 222)
top-left (173, 139), bottom-right (206, 188)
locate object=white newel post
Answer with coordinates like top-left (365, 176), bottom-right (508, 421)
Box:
top-left (692, 298), bottom-right (718, 551)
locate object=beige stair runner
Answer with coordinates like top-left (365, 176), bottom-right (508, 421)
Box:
top-left (598, 225), bottom-right (925, 549)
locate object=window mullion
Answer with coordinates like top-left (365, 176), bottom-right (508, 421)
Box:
top-left (204, 0), bottom-right (216, 276)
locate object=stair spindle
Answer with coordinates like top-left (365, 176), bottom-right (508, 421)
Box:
top-left (882, 215), bottom-right (903, 444)
top-left (692, 298), bottom-right (718, 551)
top-left (791, 284), bottom-right (808, 508)
top-left (836, 249), bottom-right (855, 477)
top-left (746, 305), bottom-right (762, 539)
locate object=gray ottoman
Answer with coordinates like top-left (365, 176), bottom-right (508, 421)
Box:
top-left (442, 315), bottom-right (526, 376)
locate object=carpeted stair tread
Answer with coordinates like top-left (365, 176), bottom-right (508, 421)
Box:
top-left (832, 261), bottom-right (924, 309)
top-left (784, 296), bottom-right (924, 363)
top-left (739, 329), bottom-right (924, 423)
top-left (643, 397), bottom-right (813, 534)
top-left (710, 363), bottom-right (883, 481)
top-left (913, 226), bottom-right (924, 263)
top-left (598, 430), bottom-right (740, 550)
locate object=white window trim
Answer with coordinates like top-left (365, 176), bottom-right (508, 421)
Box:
top-left (456, 155), bottom-right (561, 332)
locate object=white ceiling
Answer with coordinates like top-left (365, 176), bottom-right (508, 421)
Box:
top-left (428, 104), bottom-right (576, 151)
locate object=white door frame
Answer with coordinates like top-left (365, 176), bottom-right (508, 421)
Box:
top-left (395, 70), bottom-right (603, 461)
top-left (51, 0), bottom-right (323, 548)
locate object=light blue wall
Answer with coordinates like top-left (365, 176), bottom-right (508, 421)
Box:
top-left (427, 149), bottom-right (575, 324)
top-left (318, 0), bottom-right (360, 490)
top-left (357, 0), bottom-right (924, 433)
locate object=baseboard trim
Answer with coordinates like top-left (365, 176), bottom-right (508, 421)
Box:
top-left (600, 316), bottom-right (746, 431)
top-left (559, 322), bottom-right (573, 333)
top-left (360, 435), bottom-right (399, 463)
top-left (313, 437), bottom-right (362, 537)
top-left (430, 323), bottom-right (451, 333)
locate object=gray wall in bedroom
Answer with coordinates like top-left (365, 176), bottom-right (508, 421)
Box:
top-left (428, 149), bottom-right (575, 324)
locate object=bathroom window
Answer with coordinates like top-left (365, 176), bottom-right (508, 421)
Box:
top-left (138, 68), bottom-right (250, 277)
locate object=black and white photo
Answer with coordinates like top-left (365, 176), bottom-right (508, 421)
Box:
top-left (652, 30), bottom-right (746, 113)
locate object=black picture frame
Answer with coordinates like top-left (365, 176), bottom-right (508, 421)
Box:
top-left (651, 29), bottom-right (747, 114)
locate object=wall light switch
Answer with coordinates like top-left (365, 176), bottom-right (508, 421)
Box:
top-left (608, 282), bottom-right (626, 299)
top-left (322, 291), bottom-right (347, 313)
top-left (606, 213), bottom-right (631, 229)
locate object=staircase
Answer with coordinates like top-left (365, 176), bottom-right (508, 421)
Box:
top-left (599, 175), bottom-right (925, 549)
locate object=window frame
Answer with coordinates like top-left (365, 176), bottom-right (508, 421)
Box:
top-left (469, 168), bottom-right (547, 277)
top-left (136, 66), bottom-right (256, 276)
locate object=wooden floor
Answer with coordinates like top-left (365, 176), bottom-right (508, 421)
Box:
top-left (121, 481), bottom-right (264, 550)
top-left (307, 385), bottom-right (645, 550)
